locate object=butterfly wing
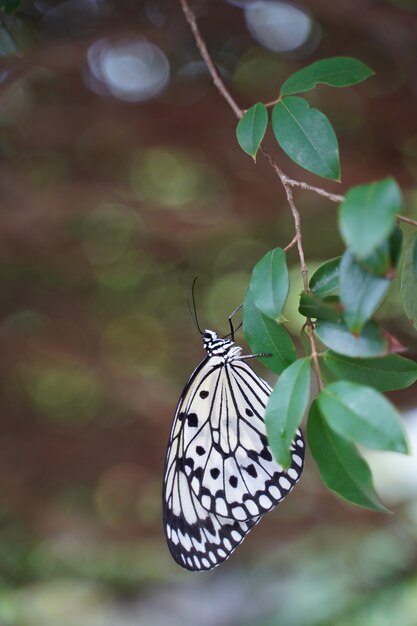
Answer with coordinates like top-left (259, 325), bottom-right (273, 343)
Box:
top-left (164, 461), bottom-right (261, 571)
top-left (182, 358), bottom-right (305, 521)
top-left (163, 354), bottom-right (305, 570)
top-left (163, 357), bottom-right (261, 571)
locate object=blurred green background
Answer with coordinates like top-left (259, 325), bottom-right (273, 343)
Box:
top-left (0, 1), bottom-right (417, 624)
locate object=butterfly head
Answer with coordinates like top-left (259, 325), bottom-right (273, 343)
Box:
top-left (203, 329), bottom-right (242, 358)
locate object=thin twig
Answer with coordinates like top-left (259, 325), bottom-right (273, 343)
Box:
top-left (264, 96), bottom-right (282, 108)
top-left (285, 180), bottom-right (417, 227)
top-left (284, 234), bottom-right (298, 252)
top-left (284, 177), bottom-right (344, 203)
top-left (179, 0), bottom-right (324, 389)
top-left (398, 214), bottom-right (417, 228)
top-left (180, 0), bottom-right (417, 239)
top-left (260, 147), bottom-right (309, 288)
top-left (180, 0), bottom-right (243, 119)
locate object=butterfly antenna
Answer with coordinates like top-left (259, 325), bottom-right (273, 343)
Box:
top-left (186, 277), bottom-right (203, 335)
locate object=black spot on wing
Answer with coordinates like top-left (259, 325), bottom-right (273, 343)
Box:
top-left (199, 390), bottom-right (209, 399)
top-left (260, 448), bottom-right (273, 461)
top-left (184, 457), bottom-right (195, 469)
top-left (259, 434), bottom-right (268, 446)
top-left (244, 464), bottom-right (258, 478)
top-left (194, 466), bottom-right (203, 481)
top-left (204, 516), bottom-right (216, 536)
top-left (187, 413), bottom-right (199, 427)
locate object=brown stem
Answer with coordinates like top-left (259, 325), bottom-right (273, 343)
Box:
top-left (264, 96), bottom-right (282, 108)
top-left (306, 320), bottom-right (323, 391)
top-left (179, 0), bottom-right (243, 119)
top-left (284, 234), bottom-right (298, 252)
top-left (284, 177), bottom-right (344, 203)
top-left (398, 214), bottom-right (417, 228)
top-left (257, 145), bottom-right (308, 288)
top-left (179, 0), bottom-right (325, 389)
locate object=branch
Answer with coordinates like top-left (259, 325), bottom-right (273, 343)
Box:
top-left (284, 177), bottom-right (344, 203)
top-left (263, 96), bottom-right (281, 108)
top-left (180, 0), bottom-right (417, 238)
top-left (284, 183), bottom-right (417, 230)
top-left (260, 146), bottom-right (309, 289)
top-left (284, 234), bottom-right (298, 252)
top-left (179, 0), bottom-right (242, 119)
top-left (398, 214), bottom-right (417, 228)
top-left (179, 0), bottom-right (323, 389)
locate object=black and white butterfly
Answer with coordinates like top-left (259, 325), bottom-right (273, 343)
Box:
top-left (163, 316), bottom-right (305, 572)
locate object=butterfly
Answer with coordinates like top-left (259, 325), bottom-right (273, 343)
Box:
top-left (163, 312), bottom-right (305, 572)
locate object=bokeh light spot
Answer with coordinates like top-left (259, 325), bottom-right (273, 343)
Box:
top-left (130, 147), bottom-right (228, 220)
top-left (136, 479), bottom-right (161, 525)
top-left (205, 272), bottom-right (250, 331)
top-left (245, 1), bottom-right (313, 53)
top-left (214, 238), bottom-right (267, 274)
top-left (93, 251), bottom-right (146, 292)
top-left (102, 314), bottom-right (167, 376)
top-left (22, 362), bottom-right (102, 424)
top-left (233, 47), bottom-right (288, 98)
top-left (80, 203), bottom-right (145, 265)
top-left (86, 38), bottom-right (170, 102)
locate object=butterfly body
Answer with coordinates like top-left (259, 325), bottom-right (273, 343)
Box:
top-left (163, 329), bottom-right (304, 571)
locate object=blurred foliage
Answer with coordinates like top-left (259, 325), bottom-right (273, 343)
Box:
top-left (0, 0), bottom-right (21, 15)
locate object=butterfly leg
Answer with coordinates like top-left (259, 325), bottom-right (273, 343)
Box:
top-left (227, 304), bottom-right (243, 340)
top-left (239, 353), bottom-right (272, 361)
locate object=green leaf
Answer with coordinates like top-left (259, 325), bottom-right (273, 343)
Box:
top-left (249, 247), bottom-right (289, 319)
top-left (400, 232), bottom-right (417, 331)
top-left (389, 225), bottom-right (404, 269)
top-left (315, 319), bottom-right (387, 357)
top-left (309, 257), bottom-right (341, 298)
top-left (307, 401), bottom-right (387, 512)
top-left (324, 352), bottom-right (417, 391)
top-left (318, 381), bottom-right (409, 454)
top-left (339, 178), bottom-right (402, 259)
top-left (236, 103), bottom-right (268, 159)
top-left (265, 358), bottom-right (310, 468)
top-left (272, 96), bottom-right (340, 180)
top-left (340, 250), bottom-right (391, 334)
top-left (299, 292), bottom-right (342, 323)
top-left (359, 225), bottom-right (403, 276)
top-left (317, 355), bottom-right (337, 384)
top-left (280, 57), bottom-right (374, 96)
top-left (243, 289), bottom-right (297, 374)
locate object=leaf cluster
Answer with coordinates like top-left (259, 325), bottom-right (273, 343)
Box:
top-left (236, 57), bottom-right (373, 179)
top-left (239, 57), bottom-right (417, 512)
